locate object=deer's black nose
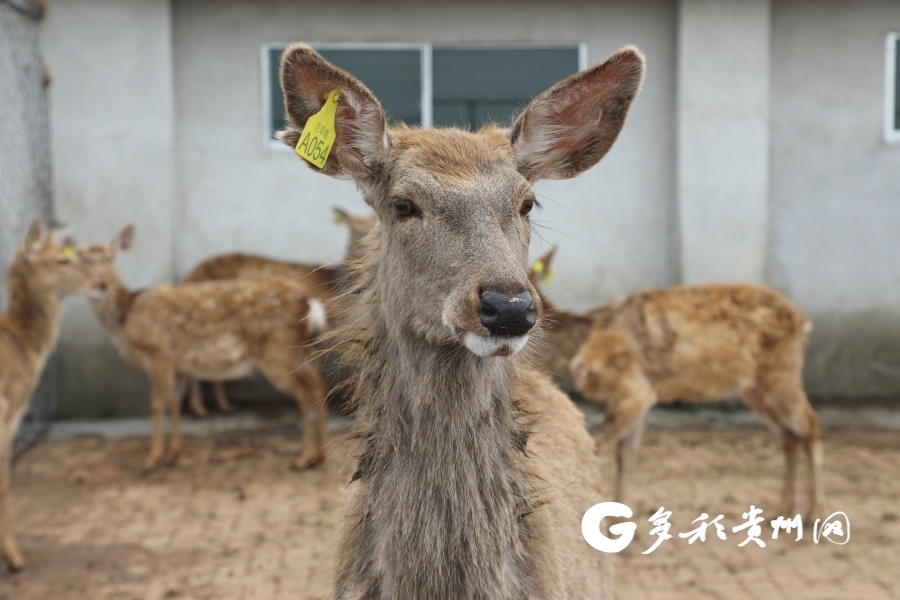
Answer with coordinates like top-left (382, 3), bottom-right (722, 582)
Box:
top-left (478, 290), bottom-right (537, 337)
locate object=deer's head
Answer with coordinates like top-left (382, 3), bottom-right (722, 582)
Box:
top-left (280, 45), bottom-right (643, 357)
top-left (19, 218), bottom-right (95, 299)
top-left (77, 224), bottom-right (134, 298)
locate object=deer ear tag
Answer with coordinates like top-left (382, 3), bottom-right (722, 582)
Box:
top-left (63, 245), bottom-right (77, 261)
top-left (295, 90), bottom-right (340, 169)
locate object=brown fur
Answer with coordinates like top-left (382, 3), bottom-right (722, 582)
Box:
top-left (279, 43), bottom-right (644, 598)
top-left (80, 227), bottom-right (330, 471)
top-left (0, 220), bottom-right (95, 570)
top-left (180, 208), bottom-right (376, 416)
top-left (532, 254), bottom-right (823, 520)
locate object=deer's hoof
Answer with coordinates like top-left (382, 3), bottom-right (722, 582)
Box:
top-left (291, 452), bottom-right (326, 471)
top-left (4, 549), bottom-right (24, 573)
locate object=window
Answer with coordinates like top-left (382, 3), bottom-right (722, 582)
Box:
top-left (886, 32), bottom-right (900, 142)
top-left (264, 44), bottom-right (424, 141)
top-left (432, 47), bottom-right (583, 130)
top-left (263, 43), bottom-right (584, 145)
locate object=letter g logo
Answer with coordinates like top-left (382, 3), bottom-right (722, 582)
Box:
top-left (582, 502), bottom-right (637, 553)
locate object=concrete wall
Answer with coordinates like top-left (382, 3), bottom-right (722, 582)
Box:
top-left (171, 0), bottom-right (678, 311)
top-left (677, 0), bottom-right (770, 284)
top-left (39, 0), bottom-right (677, 416)
top-left (769, 0), bottom-right (900, 397)
top-left (39, 0), bottom-right (900, 415)
top-left (41, 0), bottom-right (178, 416)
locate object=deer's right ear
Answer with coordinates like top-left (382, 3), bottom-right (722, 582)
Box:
top-left (24, 218), bottom-right (46, 258)
top-left (112, 225), bottom-right (135, 253)
top-left (278, 44), bottom-right (388, 187)
top-left (510, 46), bottom-right (644, 181)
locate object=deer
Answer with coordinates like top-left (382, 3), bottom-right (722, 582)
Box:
top-left (529, 249), bottom-right (823, 522)
top-left (79, 225), bottom-right (330, 471)
top-left (179, 206), bottom-right (376, 417)
top-left (0, 219), bottom-right (97, 571)
top-left (277, 43), bottom-right (644, 598)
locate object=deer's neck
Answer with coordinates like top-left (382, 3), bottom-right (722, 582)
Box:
top-left (347, 319), bottom-right (541, 597)
top-left (88, 273), bottom-right (137, 344)
top-left (4, 256), bottom-right (62, 365)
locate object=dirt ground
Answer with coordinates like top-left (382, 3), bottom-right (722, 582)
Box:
top-left (0, 417), bottom-right (898, 600)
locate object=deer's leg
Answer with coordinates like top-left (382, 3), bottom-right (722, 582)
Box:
top-left (187, 378), bottom-right (208, 418)
top-left (742, 384), bottom-right (823, 522)
top-left (286, 361), bottom-right (328, 470)
top-left (615, 420), bottom-right (645, 503)
top-left (587, 372), bottom-right (656, 503)
top-left (167, 375), bottom-right (187, 465)
top-left (145, 367), bottom-right (175, 472)
top-left (0, 436), bottom-right (22, 571)
top-left (803, 408), bottom-right (824, 523)
top-left (254, 349), bottom-right (328, 469)
top-left (780, 432), bottom-right (799, 516)
top-left (212, 382), bottom-right (235, 413)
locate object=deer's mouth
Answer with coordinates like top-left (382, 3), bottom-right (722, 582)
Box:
top-left (462, 332), bottom-right (530, 357)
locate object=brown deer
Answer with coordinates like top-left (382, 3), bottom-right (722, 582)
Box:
top-left (79, 226), bottom-right (330, 471)
top-left (278, 43), bottom-right (644, 598)
top-left (180, 206), bottom-right (376, 416)
top-left (0, 220), bottom-right (96, 571)
top-left (530, 251), bottom-right (823, 521)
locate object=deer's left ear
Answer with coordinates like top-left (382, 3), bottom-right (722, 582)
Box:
top-left (510, 46), bottom-right (645, 181)
top-left (529, 245), bottom-right (559, 286)
top-left (111, 225), bottom-right (135, 253)
top-left (278, 44), bottom-right (389, 187)
top-left (24, 218), bottom-right (47, 258)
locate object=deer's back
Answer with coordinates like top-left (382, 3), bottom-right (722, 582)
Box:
top-left (184, 253), bottom-right (335, 297)
top-left (122, 278), bottom-right (318, 375)
top-left (588, 284), bottom-right (810, 402)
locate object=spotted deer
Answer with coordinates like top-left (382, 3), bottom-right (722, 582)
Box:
top-left (530, 250), bottom-right (823, 521)
top-left (180, 206), bottom-right (376, 416)
top-left (278, 43), bottom-right (644, 598)
top-left (80, 226), bottom-right (329, 471)
top-left (0, 220), bottom-right (96, 571)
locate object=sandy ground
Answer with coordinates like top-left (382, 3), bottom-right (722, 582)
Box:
top-left (0, 411), bottom-right (898, 600)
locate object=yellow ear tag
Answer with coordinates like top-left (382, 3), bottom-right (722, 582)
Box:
top-left (333, 212), bottom-right (345, 225)
top-left (532, 260), bottom-right (545, 274)
top-left (543, 268), bottom-right (556, 283)
top-left (295, 90), bottom-right (340, 169)
top-left (64, 246), bottom-right (77, 260)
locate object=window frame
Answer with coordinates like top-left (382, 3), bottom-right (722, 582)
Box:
top-left (885, 32), bottom-right (900, 143)
top-left (261, 42), bottom-right (587, 150)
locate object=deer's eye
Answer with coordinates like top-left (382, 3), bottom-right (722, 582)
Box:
top-left (393, 199), bottom-right (416, 218)
top-left (520, 198), bottom-right (536, 216)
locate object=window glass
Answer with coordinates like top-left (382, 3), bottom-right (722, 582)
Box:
top-left (268, 47), bottom-right (421, 139)
top-left (894, 37), bottom-right (900, 131)
top-left (432, 47), bottom-right (580, 130)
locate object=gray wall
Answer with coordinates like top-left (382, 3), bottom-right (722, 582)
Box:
top-left (41, 0), bottom-right (178, 416)
top-left (769, 0), bottom-right (900, 397)
top-left (40, 0), bottom-right (677, 416)
top-left (171, 0), bottom-right (678, 309)
top-left (677, 0), bottom-right (770, 285)
top-left (37, 0), bottom-right (900, 416)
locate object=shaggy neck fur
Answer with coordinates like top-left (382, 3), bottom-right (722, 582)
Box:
top-left (337, 250), bottom-right (546, 599)
top-left (4, 254), bottom-right (61, 361)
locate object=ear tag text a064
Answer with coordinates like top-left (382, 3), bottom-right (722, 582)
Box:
top-left (295, 90), bottom-right (340, 169)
